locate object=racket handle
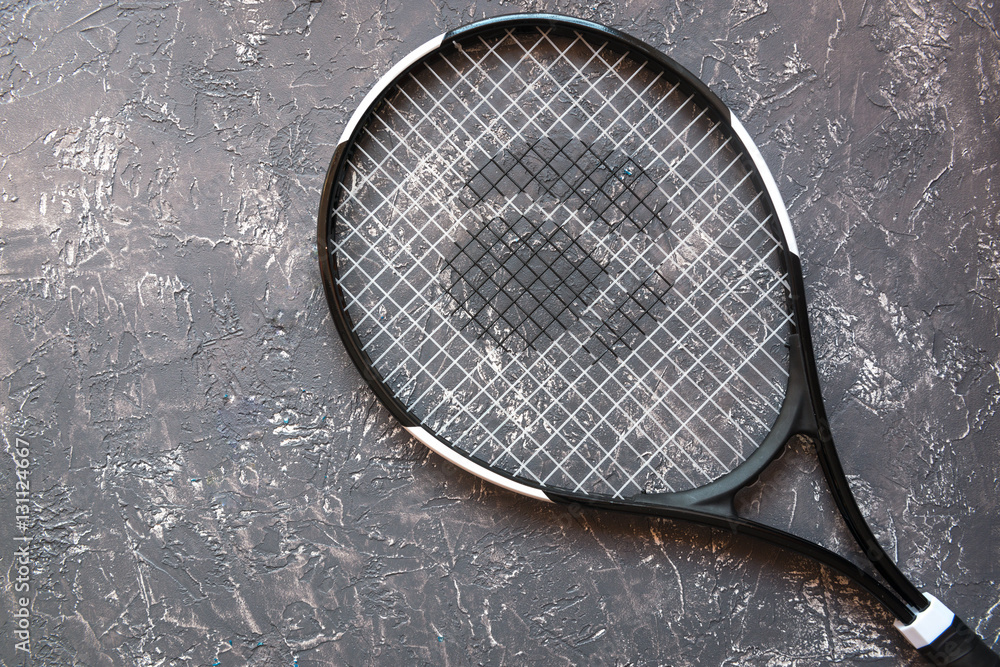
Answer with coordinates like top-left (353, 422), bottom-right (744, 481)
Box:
top-left (894, 594), bottom-right (999, 666)
top-left (918, 616), bottom-right (1000, 666)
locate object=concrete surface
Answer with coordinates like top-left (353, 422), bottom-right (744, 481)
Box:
top-left (0, 0), bottom-right (997, 665)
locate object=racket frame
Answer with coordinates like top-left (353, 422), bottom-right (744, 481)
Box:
top-left (318, 12), bottom-right (939, 628)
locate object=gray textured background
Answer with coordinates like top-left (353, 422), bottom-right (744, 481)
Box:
top-left (0, 1), bottom-right (998, 665)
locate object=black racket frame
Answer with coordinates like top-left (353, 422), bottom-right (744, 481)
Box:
top-left (319, 12), bottom-right (943, 629)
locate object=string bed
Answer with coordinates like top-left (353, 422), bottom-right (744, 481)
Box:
top-left (332, 27), bottom-right (792, 498)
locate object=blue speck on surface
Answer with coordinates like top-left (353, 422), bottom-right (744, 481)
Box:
top-left (438, 636), bottom-right (444, 642)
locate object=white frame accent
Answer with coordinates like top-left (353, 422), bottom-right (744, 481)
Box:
top-left (406, 426), bottom-right (553, 502)
top-left (893, 593), bottom-right (955, 648)
top-left (339, 33), bottom-right (446, 145)
top-left (728, 115), bottom-right (800, 257)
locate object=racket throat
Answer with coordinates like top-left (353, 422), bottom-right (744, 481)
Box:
top-left (638, 326), bottom-right (933, 624)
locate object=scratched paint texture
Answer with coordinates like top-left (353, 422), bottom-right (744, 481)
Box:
top-left (0, 0), bottom-right (997, 665)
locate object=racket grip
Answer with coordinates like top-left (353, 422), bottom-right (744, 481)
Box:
top-left (917, 616), bottom-right (1000, 666)
top-left (895, 595), bottom-right (999, 666)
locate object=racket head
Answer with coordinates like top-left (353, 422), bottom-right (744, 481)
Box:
top-left (318, 13), bottom-right (815, 512)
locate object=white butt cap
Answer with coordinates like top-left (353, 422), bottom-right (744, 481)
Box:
top-left (893, 593), bottom-right (955, 649)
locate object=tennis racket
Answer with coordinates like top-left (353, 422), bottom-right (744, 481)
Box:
top-left (318, 14), bottom-right (999, 665)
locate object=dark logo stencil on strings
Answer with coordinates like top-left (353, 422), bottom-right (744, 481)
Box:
top-left (445, 137), bottom-right (677, 361)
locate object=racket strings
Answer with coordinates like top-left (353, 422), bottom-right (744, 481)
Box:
top-left (348, 30), bottom-right (784, 490)
top-left (352, 120), bottom-right (764, 490)
top-left (445, 135), bottom-right (674, 359)
top-left (332, 27), bottom-right (793, 497)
